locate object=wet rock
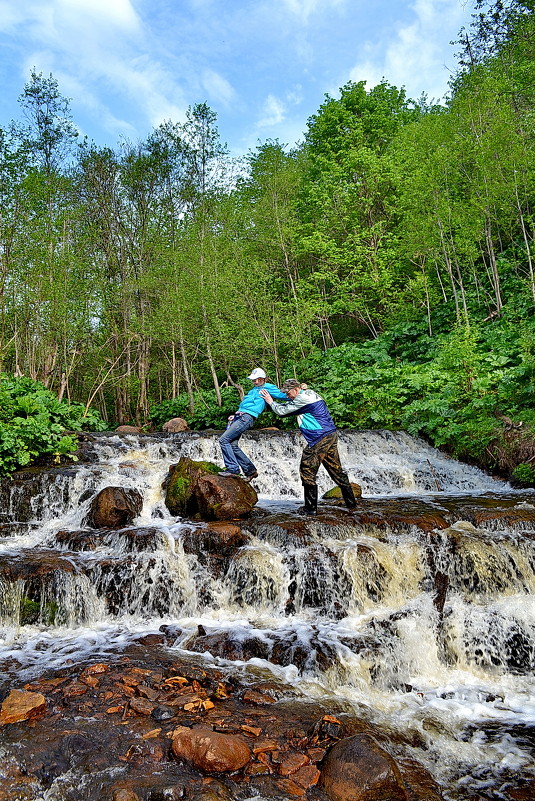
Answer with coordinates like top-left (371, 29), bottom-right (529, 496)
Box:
top-left (151, 706), bottom-right (177, 722)
top-left (194, 475), bottom-right (257, 521)
top-left (0, 466), bottom-right (73, 523)
top-left (397, 758), bottom-right (444, 801)
top-left (320, 733), bottom-right (409, 800)
top-left (130, 696), bottom-right (157, 715)
top-left (0, 689), bottom-right (47, 725)
top-left (171, 724), bottom-right (251, 773)
top-left (181, 522), bottom-right (249, 555)
top-left (190, 780), bottom-right (233, 801)
top-left (55, 528), bottom-right (100, 550)
top-left (112, 790), bottom-right (141, 801)
top-left (164, 457), bottom-right (221, 517)
top-left (147, 787), bottom-right (185, 801)
top-left (186, 631), bottom-right (270, 662)
top-left (242, 689), bottom-right (276, 705)
top-left (86, 486), bottom-right (143, 529)
top-left (323, 482), bottom-right (362, 500)
top-left (0, 550), bottom-right (79, 581)
top-left (163, 417), bottom-right (190, 433)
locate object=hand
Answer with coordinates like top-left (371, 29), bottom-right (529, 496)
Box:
top-left (259, 388), bottom-right (273, 404)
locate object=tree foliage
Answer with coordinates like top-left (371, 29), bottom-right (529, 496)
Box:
top-left (0, 2), bottom-right (533, 478)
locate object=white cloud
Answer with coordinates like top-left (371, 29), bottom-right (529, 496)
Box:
top-left (280, 0), bottom-right (345, 23)
top-left (349, 0), bottom-right (467, 101)
top-left (201, 69), bottom-right (236, 107)
top-left (6, 0), bottom-right (189, 138)
top-left (257, 94), bottom-right (286, 127)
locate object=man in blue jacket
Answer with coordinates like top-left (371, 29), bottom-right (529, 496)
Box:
top-left (260, 378), bottom-right (357, 515)
top-left (219, 368), bottom-right (286, 480)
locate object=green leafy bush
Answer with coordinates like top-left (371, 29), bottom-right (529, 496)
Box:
top-left (0, 374), bottom-right (106, 476)
top-left (511, 463), bottom-right (535, 487)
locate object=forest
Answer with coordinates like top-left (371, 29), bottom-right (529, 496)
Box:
top-left (0, 0), bottom-right (534, 482)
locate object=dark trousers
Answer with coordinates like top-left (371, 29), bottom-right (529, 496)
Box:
top-left (299, 431), bottom-right (351, 489)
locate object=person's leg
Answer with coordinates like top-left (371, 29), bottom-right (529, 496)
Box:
top-left (299, 444), bottom-right (321, 515)
top-left (319, 432), bottom-right (357, 509)
top-left (219, 416), bottom-right (252, 474)
top-left (229, 418), bottom-right (257, 475)
top-left (219, 414), bottom-right (256, 475)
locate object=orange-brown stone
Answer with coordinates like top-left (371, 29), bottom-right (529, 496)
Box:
top-left (171, 724), bottom-right (251, 773)
top-left (0, 690), bottom-right (47, 725)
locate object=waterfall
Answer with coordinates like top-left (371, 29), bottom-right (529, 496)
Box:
top-left (0, 429), bottom-right (533, 799)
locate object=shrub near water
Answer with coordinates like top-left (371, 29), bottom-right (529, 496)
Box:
top-left (0, 375), bottom-right (106, 476)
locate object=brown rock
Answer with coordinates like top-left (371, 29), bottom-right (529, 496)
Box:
top-left (279, 752), bottom-right (310, 776)
top-left (320, 734), bottom-right (409, 801)
top-left (172, 725), bottom-right (251, 773)
top-left (164, 457), bottom-right (221, 516)
top-left (293, 764), bottom-right (321, 788)
top-left (86, 486), bottom-right (143, 529)
top-left (276, 778), bottom-right (306, 796)
top-left (115, 425), bottom-right (143, 434)
top-left (112, 790), bottom-right (141, 801)
top-left (194, 474), bottom-right (258, 521)
top-left (129, 697), bottom-right (156, 716)
top-left (0, 690), bottom-right (47, 725)
top-left (162, 417), bottom-right (190, 433)
top-left (242, 689), bottom-right (275, 705)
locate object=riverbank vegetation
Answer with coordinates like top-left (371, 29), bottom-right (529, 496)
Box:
top-left (0, 0), bottom-right (533, 482)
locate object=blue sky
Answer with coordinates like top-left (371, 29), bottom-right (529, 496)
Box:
top-left (0, 0), bottom-right (473, 156)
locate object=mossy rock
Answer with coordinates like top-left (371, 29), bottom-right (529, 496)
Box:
top-left (322, 482), bottom-right (362, 500)
top-left (164, 457), bottom-right (221, 516)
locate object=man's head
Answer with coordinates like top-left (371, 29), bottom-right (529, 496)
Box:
top-left (248, 368), bottom-right (267, 386)
top-left (281, 378), bottom-right (302, 399)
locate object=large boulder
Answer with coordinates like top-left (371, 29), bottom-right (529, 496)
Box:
top-left (164, 458), bottom-right (257, 521)
top-left (162, 417), bottom-right (190, 433)
top-left (194, 474), bottom-right (257, 521)
top-left (171, 724), bottom-right (251, 773)
top-left (164, 457), bottom-right (221, 516)
top-left (320, 733), bottom-right (409, 801)
top-left (86, 487), bottom-right (143, 529)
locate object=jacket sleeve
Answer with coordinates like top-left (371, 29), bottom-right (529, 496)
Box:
top-left (269, 391), bottom-right (311, 417)
top-left (264, 382), bottom-right (287, 401)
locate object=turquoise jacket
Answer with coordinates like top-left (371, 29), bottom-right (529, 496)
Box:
top-left (237, 382), bottom-right (287, 418)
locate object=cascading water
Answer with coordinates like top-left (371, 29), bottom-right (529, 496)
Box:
top-left (0, 429), bottom-right (534, 800)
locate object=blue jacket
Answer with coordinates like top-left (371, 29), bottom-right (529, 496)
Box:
top-left (237, 382), bottom-right (287, 418)
top-left (268, 389), bottom-right (337, 446)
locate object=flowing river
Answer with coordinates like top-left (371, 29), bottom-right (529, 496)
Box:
top-left (0, 429), bottom-right (534, 800)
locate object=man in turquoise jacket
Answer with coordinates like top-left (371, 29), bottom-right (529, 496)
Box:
top-left (219, 368), bottom-right (286, 480)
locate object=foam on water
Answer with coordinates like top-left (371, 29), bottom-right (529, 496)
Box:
top-left (0, 430), bottom-right (533, 798)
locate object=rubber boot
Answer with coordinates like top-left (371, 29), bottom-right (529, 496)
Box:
top-left (340, 483), bottom-right (357, 510)
top-left (298, 484), bottom-right (318, 516)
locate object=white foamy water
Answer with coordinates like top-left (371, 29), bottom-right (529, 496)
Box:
top-left (0, 430), bottom-right (533, 798)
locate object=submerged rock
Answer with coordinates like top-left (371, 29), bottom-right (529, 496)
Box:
top-left (320, 733), bottom-right (409, 800)
top-left (171, 724), bottom-right (251, 773)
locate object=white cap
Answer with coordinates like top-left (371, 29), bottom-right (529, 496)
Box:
top-left (248, 368), bottom-right (266, 380)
